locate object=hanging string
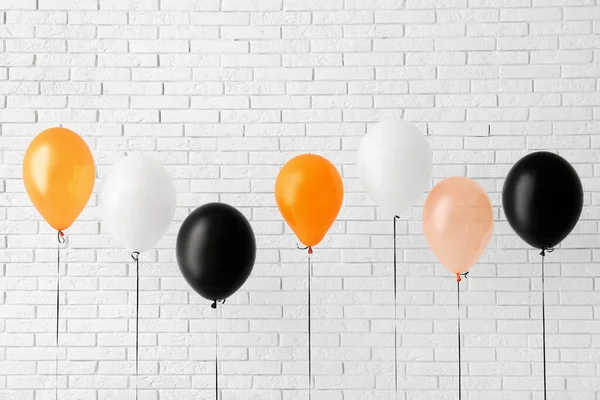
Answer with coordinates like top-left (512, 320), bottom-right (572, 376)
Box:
top-left (211, 299), bottom-right (225, 400)
top-left (456, 271), bottom-right (469, 400)
top-left (212, 300), bottom-right (219, 400)
top-left (308, 247), bottom-right (313, 399)
top-left (56, 230), bottom-right (64, 399)
top-left (540, 247), bottom-right (553, 400)
top-left (131, 251), bottom-right (140, 400)
top-left (297, 244), bottom-right (313, 399)
top-left (392, 215), bottom-right (399, 397)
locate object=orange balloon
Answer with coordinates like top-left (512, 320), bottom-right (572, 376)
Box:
top-left (23, 127), bottom-right (95, 232)
top-left (423, 176), bottom-right (494, 276)
top-left (275, 154), bottom-right (344, 248)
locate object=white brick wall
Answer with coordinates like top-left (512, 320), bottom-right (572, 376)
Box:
top-left (0, 0), bottom-right (599, 398)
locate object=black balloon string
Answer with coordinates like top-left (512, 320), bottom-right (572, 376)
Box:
top-left (212, 300), bottom-right (219, 400)
top-left (56, 231), bottom-right (65, 399)
top-left (131, 251), bottom-right (140, 400)
top-left (456, 271), bottom-right (468, 400)
top-left (540, 247), bottom-right (553, 400)
top-left (211, 299), bottom-right (225, 400)
top-left (392, 215), bottom-right (399, 397)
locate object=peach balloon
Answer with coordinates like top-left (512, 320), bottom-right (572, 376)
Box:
top-left (423, 177), bottom-right (494, 276)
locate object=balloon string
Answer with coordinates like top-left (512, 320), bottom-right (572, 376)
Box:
top-left (297, 244), bottom-right (313, 398)
top-left (211, 300), bottom-right (225, 399)
top-left (456, 271), bottom-right (468, 400)
top-left (540, 247), bottom-right (553, 400)
top-left (56, 231), bottom-right (64, 400)
top-left (308, 248), bottom-right (312, 400)
top-left (131, 251), bottom-right (140, 400)
top-left (212, 300), bottom-right (219, 400)
top-left (393, 215), bottom-right (399, 397)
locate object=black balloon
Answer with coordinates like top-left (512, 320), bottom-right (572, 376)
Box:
top-left (176, 203), bottom-right (256, 302)
top-left (502, 151), bottom-right (583, 249)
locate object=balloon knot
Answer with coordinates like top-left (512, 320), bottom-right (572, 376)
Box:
top-left (540, 247), bottom-right (554, 257)
top-left (57, 231), bottom-right (65, 244)
top-left (131, 251), bottom-right (140, 261)
top-left (456, 272), bottom-right (469, 282)
top-left (308, 247), bottom-right (313, 255)
top-left (211, 300), bottom-right (217, 309)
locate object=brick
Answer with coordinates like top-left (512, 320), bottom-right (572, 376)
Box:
top-left (435, 38), bottom-right (495, 51)
top-left (99, 0), bottom-right (159, 10)
top-left (344, 25), bottom-right (404, 39)
top-left (68, 39), bottom-right (128, 53)
top-left (467, 22), bottom-right (529, 37)
top-left (160, 0), bottom-right (220, 10)
top-left (6, 40), bottom-right (66, 53)
top-left (68, 11), bottom-right (127, 25)
top-left (129, 11), bottom-right (189, 25)
top-left (222, 0), bottom-right (282, 11)
top-left (191, 40), bottom-right (249, 54)
top-left (1, 0), bottom-right (36, 9)
top-left (0, 26), bottom-right (35, 38)
top-left (283, 25), bottom-right (342, 39)
top-left (531, 21), bottom-right (593, 36)
top-left (8, 95), bottom-right (67, 109)
top-left (313, 11), bottom-right (372, 25)
top-left (6, 11), bottom-right (67, 24)
top-left (501, 8), bottom-right (562, 21)
top-left (375, 10), bottom-right (436, 23)
top-left (284, 0), bottom-right (343, 10)
top-left (39, 0), bottom-right (97, 10)
top-left (159, 26), bottom-right (219, 39)
top-left (191, 12), bottom-right (250, 26)
top-left (252, 40), bottom-right (310, 54)
top-left (406, 23), bottom-right (466, 38)
top-left (99, 54), bottom-right (158, 67)
top-left (98, 26), bottom-right (157, 39)
top-left (312, 39), bottom-right (371, 53)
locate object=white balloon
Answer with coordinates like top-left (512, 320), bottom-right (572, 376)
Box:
top-left (357, 119), bottom-right (433, 217)
top-left (100, 154), bottom-right (176, 253)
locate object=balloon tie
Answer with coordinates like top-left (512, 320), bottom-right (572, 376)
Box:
top-left (211, 299), bottom-right (226, 310)
top-left (540, 247), bottom-right (554, 257)
top-left (392, 215), bottom-right (399, 397)
top-left (55, 231), bottom-right (64, 399)
top-left (456, 271), bottom-right (468, 400)
top-left (130, 251), bottom-right (140, 400)
top-left (540, 248), bottom-right (552, 400)
top-left (296, 244), bottom-right (313, 255)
